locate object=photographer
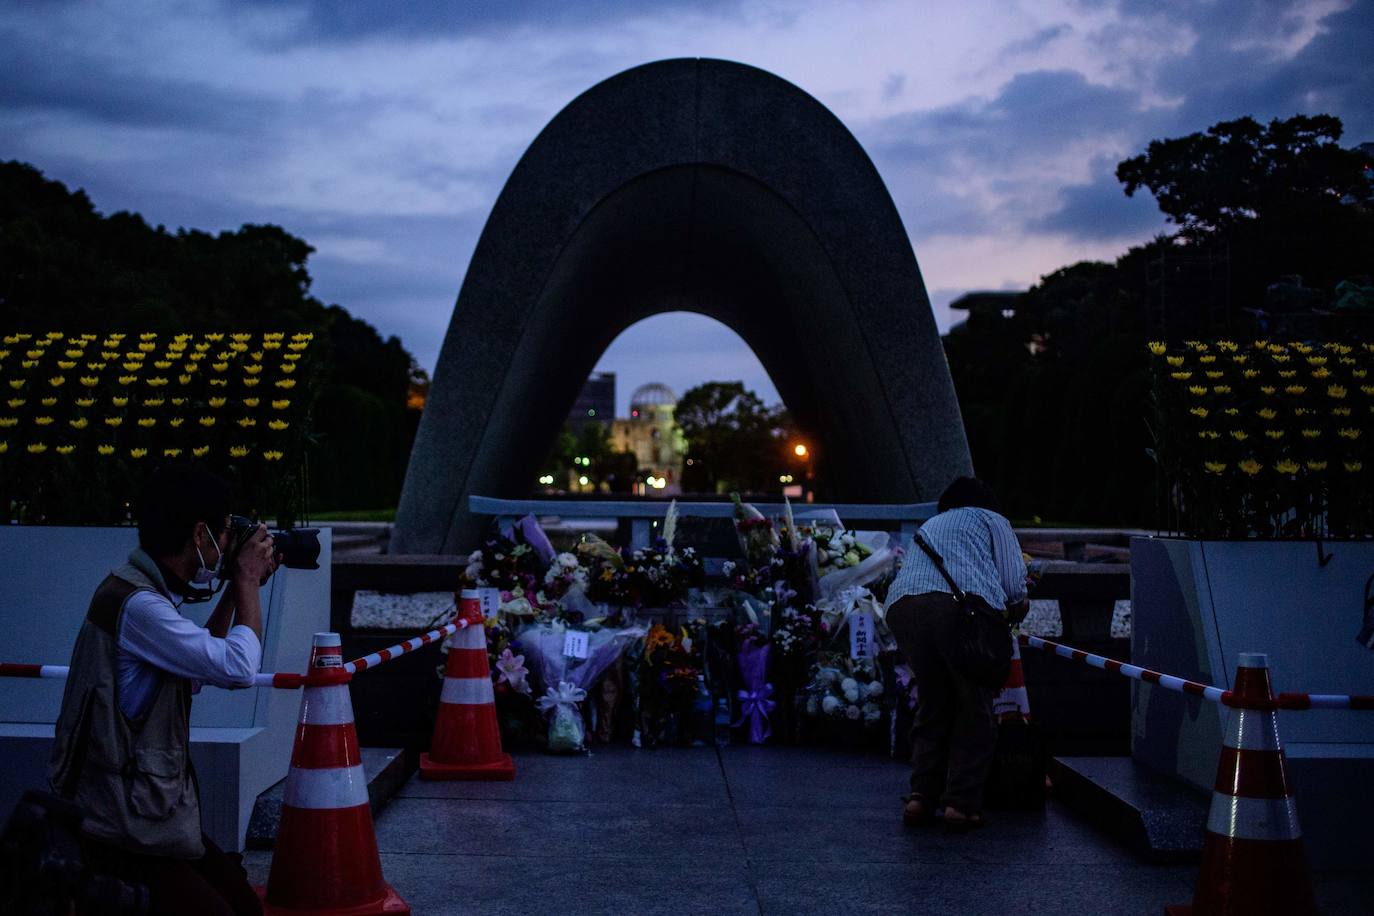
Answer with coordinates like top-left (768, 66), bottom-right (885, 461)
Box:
top-left (48, 464), bottom-right (274, 915)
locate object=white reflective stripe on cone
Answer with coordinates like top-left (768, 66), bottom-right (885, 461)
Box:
top-left (1224, 707), bottom-right (1281, 751)
top-left (281, 763), bottom-right (370, 810)
top-left (441, 676), bottom-right (496, 705)
top-left (1206, 794), bottom-right (1302, 842)
top-left (298, 685), bottom-right (355, 726)
top-left (448, 625), bottom-right (486, 650)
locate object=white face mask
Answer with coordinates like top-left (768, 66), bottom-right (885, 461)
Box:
top-left (192, 525), bottom-right (224, 585)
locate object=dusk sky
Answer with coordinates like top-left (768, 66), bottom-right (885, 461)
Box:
top-left (3, 1), bottom-right (1370, 414)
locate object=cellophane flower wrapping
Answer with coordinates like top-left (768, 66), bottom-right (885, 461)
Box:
top-left (803, 653), bottom-right (886, 730)
top-left (517, 622), bottom-right (644, 698)
top-left (810, 526), bottom-right (897, 600)
top-left (537, 682), bottom-right (588, 753)
top-left (767, 605), bottom-right (828, 743)
top-left (635, 622), bottom-right (705, 746)
top-left (735, 633), bottom-right (773, 744)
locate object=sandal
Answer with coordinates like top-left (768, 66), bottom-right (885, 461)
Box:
top-left (901, 794), bottom-right (936, 827)
top-left (941, 806), bottom-right (986, 833)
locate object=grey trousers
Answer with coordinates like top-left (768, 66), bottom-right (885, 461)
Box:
top-left (887, 592), bottom-right (998, 813)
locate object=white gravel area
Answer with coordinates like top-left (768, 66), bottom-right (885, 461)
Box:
top-left (1020, 599), bottom-right (1132, 639)
top-left (350, 590), bottom-right (455, 630)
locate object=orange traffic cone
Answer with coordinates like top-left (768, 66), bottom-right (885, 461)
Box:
top-left (419, 590), bottom-right (515, 780)
top-left (1166, 652), bottom-right (1317, 916)
top-left (258, 633), bottom-right (409, 915)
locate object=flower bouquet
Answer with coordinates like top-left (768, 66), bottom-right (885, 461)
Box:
top-left (514, 619), bottom-right (646, 753)
top-left (809, 524), bottom-right (897, 601)
top-left (541, 551), bottom-right (589, 605)
top-left (732, 492), bottom-right (779, 567)
top-left (461, 526), bottom-right (547, 595)
top-left (633, 622), bottom-right (704, 747)
top-left (767, 604), bottom-right (829, 743)
top-left (802, 653), bottom-right (887, 744)
top-left (733, 623), bottom-right (774, 744)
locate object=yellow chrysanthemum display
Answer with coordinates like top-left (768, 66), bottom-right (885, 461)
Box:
top-left (1153, 337), bottom-right (1371, 535)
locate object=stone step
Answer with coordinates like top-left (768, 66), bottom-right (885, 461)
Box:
top-left (245, 747), bottom-right (409, 850)
top-left (1049, 755), bottom-right (1208, 863)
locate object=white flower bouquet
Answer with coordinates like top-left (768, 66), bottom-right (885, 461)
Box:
top-left (803, 655), bottom-right (885, 728)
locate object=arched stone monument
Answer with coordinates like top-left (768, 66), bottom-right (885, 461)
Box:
top-left (392, 58), bottom-right (971, 554)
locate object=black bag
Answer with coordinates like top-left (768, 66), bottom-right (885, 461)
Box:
top-left (913, 532), bottom-right (1013, 689)
top-left (985, 718), bottom-right (1048, 808)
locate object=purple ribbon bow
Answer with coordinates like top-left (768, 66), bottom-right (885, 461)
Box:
top-left (733, 683), bottom-right (777, 744)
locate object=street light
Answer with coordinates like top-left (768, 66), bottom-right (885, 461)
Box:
top-left (793, 443), bottom-right (808, 458)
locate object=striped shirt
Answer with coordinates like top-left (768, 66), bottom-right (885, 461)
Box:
top-left (887, 507), bottom-right (1027, 611)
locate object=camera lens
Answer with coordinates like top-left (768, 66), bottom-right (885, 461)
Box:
top-left (271, 528), bottom-right (322, 570)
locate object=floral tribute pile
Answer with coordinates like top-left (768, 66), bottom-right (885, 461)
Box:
top-left (1148, 338), bottom-right (1373, 537)
top-left (0, 330), bottom-right (315, 523)
top-left (446, 497), bottom-right (1034, 758)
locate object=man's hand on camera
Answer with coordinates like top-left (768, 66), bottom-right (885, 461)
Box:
top-left (233, 524), bottom-right (277, 590)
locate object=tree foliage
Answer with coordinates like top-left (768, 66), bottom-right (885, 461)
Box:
top-left (948, 113), bottom-right (1372, 525)
top-left (0, 160), bottom-right (420, 515)
top-left (1117, 115), bottom-right (1372, 237)
top-left (675, 381), bottom-right (792, 495)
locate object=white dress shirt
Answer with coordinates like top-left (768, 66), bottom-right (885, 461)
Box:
top-left (116, 589), bottom-right (262, 718)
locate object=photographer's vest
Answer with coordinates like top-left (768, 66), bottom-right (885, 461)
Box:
top-left (48, 549), bottom-right (204, 859)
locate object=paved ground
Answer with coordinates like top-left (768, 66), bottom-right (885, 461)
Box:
top-left (245, 746), bottom-right (1373, 915)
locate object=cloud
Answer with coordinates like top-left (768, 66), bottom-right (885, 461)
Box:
top-left (861, 69), bottom-right (1144, 248)
top-left (237, 0), bottom-right (745, 42)
top-left (1000, 23), bottom-right (1072, 58)
top-left (1031, 159), bottom-right (1169, 240)
top-left (0, 0), bottom-right (1367, 389)
top-left (0, 27), bottom-right (278, 131)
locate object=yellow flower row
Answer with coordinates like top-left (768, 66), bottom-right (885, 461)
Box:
top-left (1184, 383), bottom-right (1357, 398)
top-left (2, 331), bottom-right (313, 345)
top-left (1201, 459), bottom-right (1363, 475)
top-left (3, 395), bottom-right (289, 407)
top-left (1170, 369), bottom-right (1365, 382)
top-left (1198, 428), bottom-right (1362, 441)
top-left (1188, 406), bottom-right (1366, 425)
top-left (0, 415), bottom-right (289, 430)
top-left (1151, 340), bottom-right (1372, 356)
top-left (0, 442), bottom-right (286, 460)
top-left (6, 375), bottom-right (297, 389)
top-left (2, 397), bottom-right (289, 410)
top-left (0, 350), bottom-right (304, 365)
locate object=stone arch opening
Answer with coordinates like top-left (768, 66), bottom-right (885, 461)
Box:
top-left (393, 59), bottom-right (970, 553)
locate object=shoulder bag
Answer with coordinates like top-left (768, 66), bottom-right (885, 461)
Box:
top-left (912, 531), bottom-right (1013, 689)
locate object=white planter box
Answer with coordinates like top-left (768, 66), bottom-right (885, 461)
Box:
top-left (1130, 536), bottom-right (1374, 868)
top-left (0, 526), bottom-right (331, 852)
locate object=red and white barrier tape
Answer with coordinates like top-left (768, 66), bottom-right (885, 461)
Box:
top-left (0, 616), bottom-right (475, 690)
top-left (1018, 633), bottom-right (1374, 711)
top-left (0, 663), bottom-right (304, 689)
top-left (344, 617), bottom-right (472, 675)
top-left (0, 663), bottom-right (72, 680)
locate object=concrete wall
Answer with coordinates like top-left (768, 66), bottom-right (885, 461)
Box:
top-left (0, 526), bottom-right (331, 852)
top-left (393, 58), bottom-right (972, 553)
top-left (1130, 536), bottom-right (1374, 868)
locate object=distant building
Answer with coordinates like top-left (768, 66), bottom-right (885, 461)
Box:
top-left (568, 371), bottom-right (615, 429)
top-left (610, 383), bottom-right (688, 494)
top-left (948, 290), bottom-right (1025, 319)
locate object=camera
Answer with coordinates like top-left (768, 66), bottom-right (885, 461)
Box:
top-left (227, 515), bottom-right (322, 571)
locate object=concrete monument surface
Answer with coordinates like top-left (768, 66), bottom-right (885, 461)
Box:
top-left (394, 58), bottom-right (971, 553)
